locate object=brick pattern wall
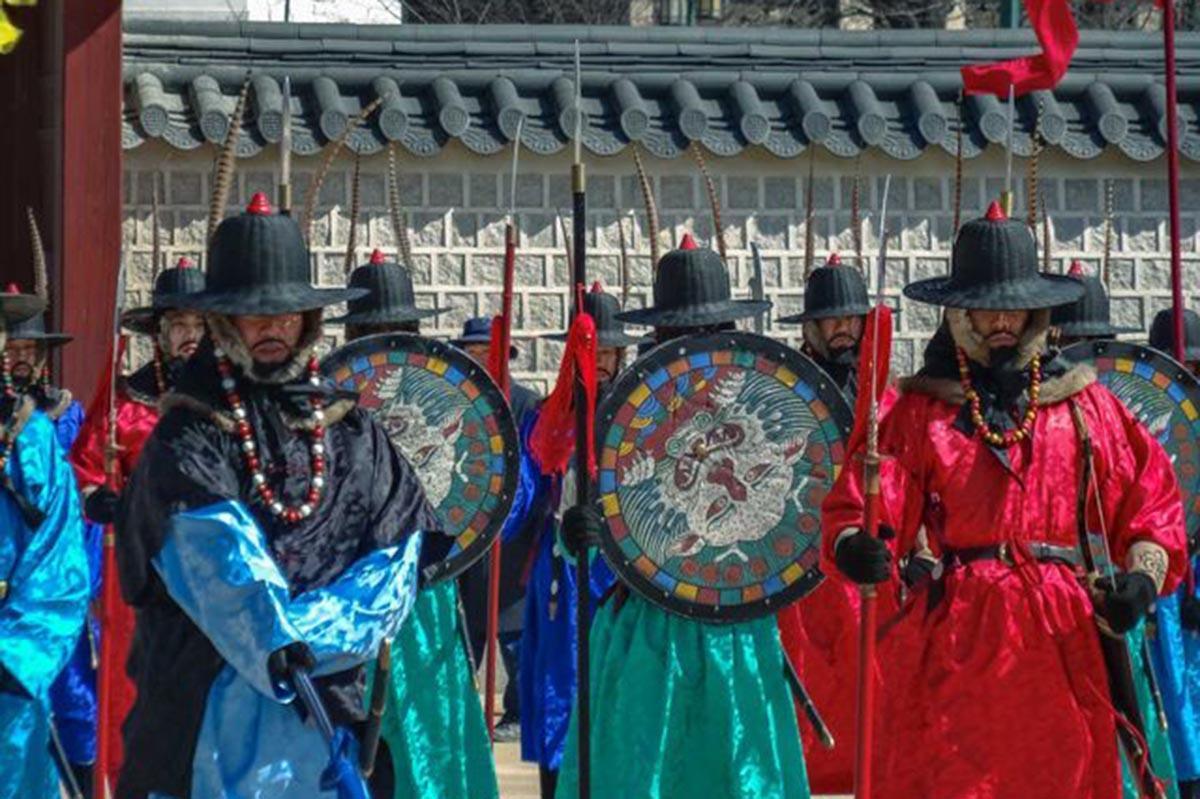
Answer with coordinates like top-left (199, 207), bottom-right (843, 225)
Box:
top-left (123, 143), bottom-right (1200, 393)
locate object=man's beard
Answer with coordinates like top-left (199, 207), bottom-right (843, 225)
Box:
top-left (826, 343), bottom-right (857, 366)
top-left (988, 343), bottom-right (1019, 368)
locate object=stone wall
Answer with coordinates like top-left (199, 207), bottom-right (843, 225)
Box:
top-left (123, 141), bottom-right (1200, 393)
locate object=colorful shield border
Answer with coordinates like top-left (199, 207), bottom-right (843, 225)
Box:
top-left (321, 333), bottom-right (520, 584)
top-left (595, 331), bottom-right (854, 623)
top-left (1063, 340), bottom-right (1200, 539)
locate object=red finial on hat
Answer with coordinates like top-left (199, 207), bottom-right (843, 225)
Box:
top-left (826, 252), bottom-right (841, 266)
top-left (985, 200), bottom-right (1007, 221)
top-left (246, 193), bottom-right (273, 216)
top-left (590, 281), bottom-right (604, 294)
top-left (369, 248), bottom-right (387, 265)
top-left (4, 283), bottom-right (20, 294)
top-left (1068, 260), bottom-right (1085, 277)
top-left (678, 233), bottom-right (698, 251)
top-left (175, 256), bottom-right (196, 269)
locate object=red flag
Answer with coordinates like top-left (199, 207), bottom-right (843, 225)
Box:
top-left (846, 305), bottom-right (892, 459)
top-left (528, 311), bottom-right (598, 478)
top-left (961, 0), bottom-right (1079, 97)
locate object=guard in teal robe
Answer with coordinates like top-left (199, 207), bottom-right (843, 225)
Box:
top-left (554, 239), bottom-right (810, 799)
top-left (334, 248), bottom-right (498, 799)
top-left (0, 390), bottom-right (90, 799)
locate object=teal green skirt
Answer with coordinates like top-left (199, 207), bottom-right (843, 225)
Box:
top-left (1122, 620), bottom-right (1178, 799)
top-left (374, 580), bottom-right (498, 799)
top-left (555, 592), bottom-right (810, 799)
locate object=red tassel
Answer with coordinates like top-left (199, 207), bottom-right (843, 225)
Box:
top-left (529, 312), bottom-right (598, 478)
top-left (846, 305), bottom-right (892, 458)
top-left (486, 315), bottom-right (510, 396)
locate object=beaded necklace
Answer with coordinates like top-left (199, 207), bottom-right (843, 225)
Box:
top-left (955, 347), bottom-right (1042, 448)
top-left (214, 347), bottom-right (327, 524)
top-left (0, 353), bottom-right (17, 474)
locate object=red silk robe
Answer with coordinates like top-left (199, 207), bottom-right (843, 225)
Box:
top-left (820, 379), bottom-right (1185, 799)
top-left (69, 374), bottom-right (160, 790)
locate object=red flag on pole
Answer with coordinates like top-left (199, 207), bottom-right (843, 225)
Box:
top-left (961, 0), bottom-right (1079, 97)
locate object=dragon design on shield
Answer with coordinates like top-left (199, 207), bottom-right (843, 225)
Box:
top-left (617, 369), bottom-right (815, 568)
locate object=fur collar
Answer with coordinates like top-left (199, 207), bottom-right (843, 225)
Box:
top-left (159, 387), bottom-right (355, 434)
top-left (946, 308), bottom-right (1050, 369)
top-left (205, 310), bottom-right (324, 386)
top-left (900, 361), bottom-right (1096, 406)
top-left (39, 387), bottom-right (73, 420)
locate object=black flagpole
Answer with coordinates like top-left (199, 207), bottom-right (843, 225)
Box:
top-left (571, 40), bottom-right (592, 799)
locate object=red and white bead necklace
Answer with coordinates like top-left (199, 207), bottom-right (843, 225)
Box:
top-left (214, 347), bottom-right (327, 524)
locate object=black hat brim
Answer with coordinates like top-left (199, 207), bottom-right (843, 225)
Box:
top-left (161, 284), bottom-right (368, 316)
top-left (451, 335), bottom-right (518, 359)
top-left (0, 295), bottom-right (46, 324)
top-left (615, 299), bottom-right (772, 328)
top-left (903, 273), bottom-right (1085, 310)
top-left (542, 330), bottom-right (649, 348)
top-left (777, 304), bottom-right (871, 324)
top-left (327, 306), bottom-right (447, 325)
top-left (121, 307), bottom-right (158, 336)
top-left (7, 332), bottom-right (72, 345)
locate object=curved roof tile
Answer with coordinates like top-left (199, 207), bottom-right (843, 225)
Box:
top-left (122, 22), bottom-right (1200, 163)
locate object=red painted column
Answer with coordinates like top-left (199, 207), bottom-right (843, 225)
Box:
top-left (60, 0), bottom-right (122, 399)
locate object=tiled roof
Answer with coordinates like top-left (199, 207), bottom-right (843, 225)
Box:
top-left (122, 21), bottom-right (1200, 162)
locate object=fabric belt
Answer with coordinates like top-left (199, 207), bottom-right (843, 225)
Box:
top-left (946, 541), bottom-right (1082, 569)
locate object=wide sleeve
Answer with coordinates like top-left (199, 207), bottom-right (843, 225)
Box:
top-left (0, 415), bottom-right (89, 700)
top-left (1086, 386), bottom-right (1187, 595)
top-left (820, 392), bottom-right (931, 580)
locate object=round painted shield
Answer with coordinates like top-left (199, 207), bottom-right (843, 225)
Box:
top-left (596, 331), bottom-right (854, 623)
top-left (1063, 340), bottom-right (1200, 537)
top-left (322, 334), bottom-right (520, 584)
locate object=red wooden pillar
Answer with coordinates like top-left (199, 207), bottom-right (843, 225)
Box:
top-left (60, 0), bottom-right (122, 399)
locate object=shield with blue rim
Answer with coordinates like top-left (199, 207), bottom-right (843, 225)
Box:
top-left (596, 331), bottom-right (853, 623)
top-left (322, 333), bottom-right (520, 584)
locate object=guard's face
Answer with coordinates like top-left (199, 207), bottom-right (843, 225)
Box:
top-left (597, 346), bottom-right (621, 384)
top-left (4, 339), bottom-right (41, 382)
top-left (231, 313), bottom-right (304, 365)
top-left (816, 315), bottom-right (864, 354)
top-left (163, 310), bottom-right (205, 360)
top-left (463, 343), bottom-right (490, 367)
top-left (968, 309), bottom-right (1030, 351)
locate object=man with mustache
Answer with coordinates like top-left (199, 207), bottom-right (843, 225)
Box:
top-left (554, 235), bottom-right (811, 799)
top-left (519, 284), bottom-right (639, 798)
top-left (823, 202), bottom-right (1187, 799)
top-left (330, 248), bottom-right (496, 799)
top-left (114, 194), bottom-right (438, 799)
top-left (453, 316), bottom-right (544, 742)
top-left (0, 282), bottom-right (89, 799)
top-left (774, 253), bottom-right (899, 795)
top-left (68, 256), bottom-right (206, 792)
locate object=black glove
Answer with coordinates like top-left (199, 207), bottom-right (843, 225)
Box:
top-left (267, 642), bottom-right (317, 689)
top-left (84, 487), bottom-right (121, 525)
top-left (561, 504), bottom-right (604, 558)
top-left (834, 530), bottom-right (892, 585)
top-left (901, 552), bottom-right (940, 589)
top-left (1094, 572), bottom-right (1157, 635)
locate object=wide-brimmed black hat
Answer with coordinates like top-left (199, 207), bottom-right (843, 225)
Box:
top-left (452, 317), bottom-right (519, 359)
top-left (904, 201), bottom-right (1084, 310)
top-left (0, 284), bottom-right (45, 326)
top-left (544, 283), bottom-right (648, 348)
top-left (6, 312), bottom-right (71, 345)
top-left (165, 193), bottom-right (365, 316)
top-left (122, 256), bottom-right (208, 335)
top-left (1050, 261), bottom-right (1138, 339)
top-left (779, 253), bottom-right (870, 324)
top-left (1149, 307), bottom-right (1200, 362)
top-left (327, 249), bottom-right (445, 326)
top-left (616, 234), bottom-right (771, 327)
